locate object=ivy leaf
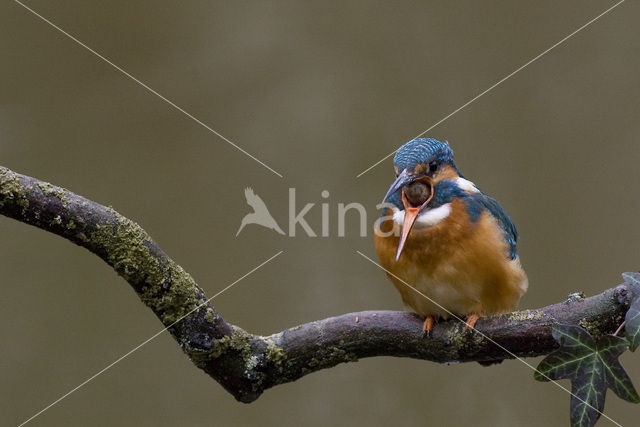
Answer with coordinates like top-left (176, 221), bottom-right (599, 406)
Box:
top-left (626, 297), bottom-right (640, 352)
top-left (534, 325), bottom-right (639, 427)
top-left (622, 272), bottom-right (640, 351)
top-left (622, 272), bottom-right (640, 288)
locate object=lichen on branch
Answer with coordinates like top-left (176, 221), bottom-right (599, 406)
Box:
top-left (0, 165), bottom-right (637, 404)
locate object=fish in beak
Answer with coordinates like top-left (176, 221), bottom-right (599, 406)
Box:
top-left (382, 169), bottom-right (434, 261)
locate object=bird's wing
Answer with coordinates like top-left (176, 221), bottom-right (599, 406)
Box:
top-left (470, 193), bottom-right (519, 260)
top-left (244, 187), bottom-right (255, 202)
top-left (244, 187), bottom-right (268, 211)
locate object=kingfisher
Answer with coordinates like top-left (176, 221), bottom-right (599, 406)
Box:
top-left (374, 138), bottom-right (528, 335)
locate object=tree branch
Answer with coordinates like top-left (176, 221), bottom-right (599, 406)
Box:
top-left (0, 166), bottom-right (635, 403)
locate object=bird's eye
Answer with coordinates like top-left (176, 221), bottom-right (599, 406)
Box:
top-left (429, 161), bottom-right (438, 172)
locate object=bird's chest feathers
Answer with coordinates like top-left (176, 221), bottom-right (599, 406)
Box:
top-left (388, 198), bottom-right (474, 271)
top-left (374, 198), bottom-right (520, 316)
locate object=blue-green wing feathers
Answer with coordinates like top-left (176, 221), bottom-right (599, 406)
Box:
top-left (468, 193), bottom-right (519, 259)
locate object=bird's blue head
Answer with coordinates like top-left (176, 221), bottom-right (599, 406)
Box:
top-left (392, 138), bottom-right (456, 176)
top-left (381, 138), bottom-right (462, 260)
top-left (382, 138), bottom-right (458, 205)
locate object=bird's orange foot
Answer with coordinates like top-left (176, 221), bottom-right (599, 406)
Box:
top-left (465, 313), bottom-right (480, 330)
top-left (422, 315), bottom-right (436, 337)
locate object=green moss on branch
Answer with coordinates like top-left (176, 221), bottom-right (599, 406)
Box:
top-left (1, 165), bottom-right (636, 404)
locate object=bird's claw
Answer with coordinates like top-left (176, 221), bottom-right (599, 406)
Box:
top-left (422, 315), bottom-right (435, 338)
top-left (465, 313), bottom-right (480, 330)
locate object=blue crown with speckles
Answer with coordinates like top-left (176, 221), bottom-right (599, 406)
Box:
top-left (393, 138), bottom-right (456, 172)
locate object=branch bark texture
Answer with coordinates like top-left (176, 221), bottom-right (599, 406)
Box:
top-left (0, 166), bottom-right (635, 403)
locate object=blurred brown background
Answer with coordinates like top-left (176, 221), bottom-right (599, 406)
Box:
top-left (2, 1), bottom-right (639, 425)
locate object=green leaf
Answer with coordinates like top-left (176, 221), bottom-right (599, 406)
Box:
top-left (598, 336), bottom-right (639, 403)
top-left (535, 326), bottom-right (595, 382)
top-left (622, 272), bottom-right (640, 288)
top-left (626, 297), bottom-right (640, 351)
top-left (535, 325), bottom-right (639, 427)
top-left (623, 272), bottom-right (640, 351)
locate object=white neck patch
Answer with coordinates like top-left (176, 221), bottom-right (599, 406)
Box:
top-left (393, 203), bottom-right (452, 229)
top-left (456, 177), bottom-right (479, 193)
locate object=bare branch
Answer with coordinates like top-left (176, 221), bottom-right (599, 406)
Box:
top-left (0, 166), bottom-right (635, 403)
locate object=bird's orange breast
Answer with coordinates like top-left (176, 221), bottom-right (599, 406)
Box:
top-left (374, 198), bottom-right (527, 318)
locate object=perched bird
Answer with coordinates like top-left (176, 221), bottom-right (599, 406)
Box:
top-left (374, 138), bottom-right (527, 334)
top-left (236, 187), bottom-right (285, 236)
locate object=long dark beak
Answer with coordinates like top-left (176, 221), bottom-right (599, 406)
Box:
top-left (381, 169), bottom-right (414, 204)
top-left (385, 174), bottom-right (434, 261)
top-left (395, 189), bottom-right (430, 260)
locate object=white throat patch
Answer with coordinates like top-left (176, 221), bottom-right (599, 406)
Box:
top-left (393, 203), bottom-right (452, 229)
